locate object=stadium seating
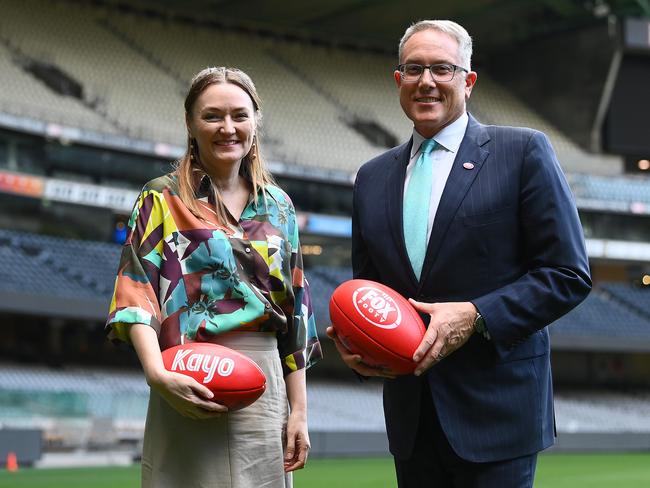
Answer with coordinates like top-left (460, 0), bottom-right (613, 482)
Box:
top-left (0, 0), bottom-right (625, 175)
top-left (3, 228), bottom-right (650, 346)
top-left (0, 42), bottom-right (117, 135)
top-left (0, 228), bottom-right (119, 300)
top-left (568, 173), bottom-right (650, 207)
top-left (1, 363), bottom-right (649, 446)
top-left (0, 0), bottom-right (184, 142)
top-left (305, 266), bottom-right (353, 334)
top-left (551, 289), bottom-right (650, 341)
top-left (2, 0), bottom-right (650, 463)
top-left (601, 282), bottom-right (650, 320)
top-left (554, 390), bottom-right (650, 433)
top-left (468, 75), bottom-right (619, 175)
top-left (104, 13), bottom-right (383, 169)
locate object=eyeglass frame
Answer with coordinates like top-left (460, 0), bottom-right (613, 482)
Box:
top-left (396, 63), bottom-right (469, 83)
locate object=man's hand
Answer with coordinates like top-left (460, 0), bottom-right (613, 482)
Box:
top-left (409, 300), bottom-right (477, 376)
top-left (326, 326), bottom-right (396, 379)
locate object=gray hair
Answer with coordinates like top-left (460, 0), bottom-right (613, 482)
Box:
top-left (398, 20), bottom-right (473, 70)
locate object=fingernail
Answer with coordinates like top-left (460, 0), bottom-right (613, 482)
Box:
top-left (413, 354), bottom-right (420, 361)
top-left (414, 369), bottom-right (421, 376)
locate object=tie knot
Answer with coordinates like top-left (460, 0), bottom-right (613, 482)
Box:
top-left (420, 139), bottom-right (437, 155)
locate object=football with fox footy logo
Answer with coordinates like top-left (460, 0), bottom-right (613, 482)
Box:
top-left (161, 343), bottom-right (266, 411)
top-left (329, 279), bottom-right (426, 375)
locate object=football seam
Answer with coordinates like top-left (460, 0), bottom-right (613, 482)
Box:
top-left (331, 298), bottom-right (414, 362)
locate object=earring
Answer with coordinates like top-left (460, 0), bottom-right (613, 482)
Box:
top-left (251, 138), bottom-right (257, 160)
top-left (189, 139), bottom-right (195, 161)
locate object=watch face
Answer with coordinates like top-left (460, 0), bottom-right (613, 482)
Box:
top-left (474, 314), bottom-right (489, 339)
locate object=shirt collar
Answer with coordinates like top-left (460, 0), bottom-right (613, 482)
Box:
top-left (196, 171), bottom-right (277, 212)
top-left (410, 111), bottom-right (469, 158)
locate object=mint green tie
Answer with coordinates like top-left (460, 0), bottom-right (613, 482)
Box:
top-left (403, 139), bottom-right (437, 279)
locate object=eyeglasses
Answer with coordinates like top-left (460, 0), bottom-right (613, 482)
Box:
top-left (397, 63), bottom-right (468, 83)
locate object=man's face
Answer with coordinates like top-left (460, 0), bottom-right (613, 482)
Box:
top-left (395, 29), bottom-right (477, 138)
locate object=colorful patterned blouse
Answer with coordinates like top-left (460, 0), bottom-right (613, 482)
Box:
top-left (106, 174), bottom-right (322, 375)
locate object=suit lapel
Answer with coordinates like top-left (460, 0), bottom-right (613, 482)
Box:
top-left (385, 138), bottom-right (419, 286)
top-left (418, 116), bottom-right (490, 290)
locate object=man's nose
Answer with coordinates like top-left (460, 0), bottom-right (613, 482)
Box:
top-left (418, 68), bottom-right (437, 88)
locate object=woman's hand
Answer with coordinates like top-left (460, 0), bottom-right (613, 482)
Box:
top-left (284, 369), bottom-right (310, 472)
top-left (129, 323), bottom-right (227, 420)
top-left (284, 409), bottom-right (310, 472)
top-left (148, 369), bottom-right (228, 420)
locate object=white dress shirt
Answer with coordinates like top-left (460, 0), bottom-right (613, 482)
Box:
top-left (403, 111), bottom-right (469, 242)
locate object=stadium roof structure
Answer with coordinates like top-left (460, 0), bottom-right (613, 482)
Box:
top-left (106, 0), bottom-right (649, 54)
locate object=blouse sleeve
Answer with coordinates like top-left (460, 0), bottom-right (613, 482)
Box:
top-left (106, 188), bottom-right (165, 343)
top-left (277, 197), bottom-right (323, 376)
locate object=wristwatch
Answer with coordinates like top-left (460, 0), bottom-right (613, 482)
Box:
top-left (473, 312), bottom-right (490, 340)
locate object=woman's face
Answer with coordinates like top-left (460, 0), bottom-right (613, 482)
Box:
top-left (187, 82), bottom-right (256, 171)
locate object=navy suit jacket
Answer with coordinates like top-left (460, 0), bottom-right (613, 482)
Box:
top-left (352, 114), bottom-right (591, 463)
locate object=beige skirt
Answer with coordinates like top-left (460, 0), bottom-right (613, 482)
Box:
top-left (141, 332), bottom-right (292, 488)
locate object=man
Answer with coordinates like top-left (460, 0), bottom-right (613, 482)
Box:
top-left (327, 20), bottom-right (591, 487)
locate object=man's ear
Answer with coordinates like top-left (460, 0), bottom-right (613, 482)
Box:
top-left (394, 70), bottom-right (402, 88)
top-left (464, 71), bottom-right (478, 100)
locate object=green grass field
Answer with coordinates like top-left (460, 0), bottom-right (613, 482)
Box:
top-left (0, 453), bottom-right (649, 487)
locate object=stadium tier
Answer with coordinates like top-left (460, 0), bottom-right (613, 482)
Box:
top-left (569, 173), bottom-right (650, 207)
top-left (2, 228), bottom-right (649, 347)
top-left (1, 363), bottom-right (650, 452)
top-left (601, 283), bottom-right (650, 320)
top-left (1, 0), bottom-right (650, 464)
top-left (0, 228), bottom-right (119, 301)
top-left (0, 0), bottom-right (624, 175)
top-left (0, 42), bottom-right (118, 135)
top-left (550, 291), bottom-right (650, 346)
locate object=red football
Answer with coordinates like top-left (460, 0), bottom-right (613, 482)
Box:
top-left (329, 279), bottom-right (426, 375)
top-left (161, 343), bottom-right (266, 411)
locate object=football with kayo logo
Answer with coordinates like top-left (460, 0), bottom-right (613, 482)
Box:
top-left (161, 343), bottom-right (266, 411)
top-left (329, 279), bottom-right (426, 375)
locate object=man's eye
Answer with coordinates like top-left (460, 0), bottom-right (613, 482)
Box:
top-left (433, 64), bottom-right (453, 75)
top-left (405, 65), bottom-right (423, 75)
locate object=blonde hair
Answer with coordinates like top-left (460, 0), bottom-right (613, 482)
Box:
top-left (174, 67), bottom-right (274, 224)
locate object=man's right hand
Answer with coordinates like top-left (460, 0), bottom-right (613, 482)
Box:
top-left (326, 326), bottom-right (396, 379)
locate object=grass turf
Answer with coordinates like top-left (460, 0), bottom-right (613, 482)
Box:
top-left (0, 453), bottom-right (649, 487)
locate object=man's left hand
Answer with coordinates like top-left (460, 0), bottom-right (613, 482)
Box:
top-left (409, 299), bottom-right (477, 376)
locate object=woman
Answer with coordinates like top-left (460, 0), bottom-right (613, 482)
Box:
top-left (106, 67), bottom-right (322, 487)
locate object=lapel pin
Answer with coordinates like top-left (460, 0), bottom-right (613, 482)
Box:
top-left (463, 162), bottom-right (475, 170)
